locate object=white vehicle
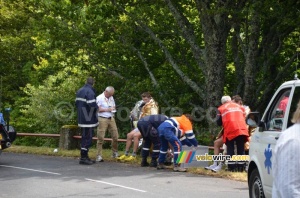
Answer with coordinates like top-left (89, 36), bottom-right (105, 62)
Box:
top-left (247, 78), bottom-right (300, 198)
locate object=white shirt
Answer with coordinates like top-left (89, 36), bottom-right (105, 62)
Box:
top-left (96, 92), bottom-right (116, 118)
top-left (272, 123), bottom-right (300, 198)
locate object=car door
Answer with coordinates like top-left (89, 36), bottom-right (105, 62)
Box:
top-left (255, 87), bottom-right (292, 196)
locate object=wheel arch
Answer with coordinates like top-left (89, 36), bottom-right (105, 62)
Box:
top-left (247, 161), bottom-right (258, 185)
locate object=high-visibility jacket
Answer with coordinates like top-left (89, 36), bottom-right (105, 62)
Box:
top-left (218, 102), bottom-right (249, 143)
top-left (163, 115), bottom-right (198, 147)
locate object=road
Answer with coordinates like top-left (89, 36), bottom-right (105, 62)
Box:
top-left (0, 152), bottom-right (248, 198)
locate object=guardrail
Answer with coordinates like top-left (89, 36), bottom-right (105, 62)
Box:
top-left (17, 133), bottom-right (223, 155)
top-left (16, 133), bottom-right (217, 151)
top-left (17, 133), bottom-right (127, 142)
top-left (17, 133), bottom-right (60, 138)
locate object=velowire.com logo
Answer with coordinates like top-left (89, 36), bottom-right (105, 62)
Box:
top-left (177, 151), bottom-right (249, 164)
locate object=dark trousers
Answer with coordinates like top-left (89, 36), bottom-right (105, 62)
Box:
top-left (226, 135), bottom-right (246, 171)
top-left (142, 128), bottom-right (160, 160)
top-left (80, 127), bottom-right (94, 158)
top-left (138, 122), bottom-right (160, 161)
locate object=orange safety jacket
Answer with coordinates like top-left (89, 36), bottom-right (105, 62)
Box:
top-left (166, 115), bottom-right (198, 147)
top-left (168, 115), bottom-right (192, 135)
top-left (218, 102), bottom-right (249, 143)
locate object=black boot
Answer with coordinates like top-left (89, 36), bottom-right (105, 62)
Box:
top-left (141, 158), bottom-right (149, 167)
top-left (85, 149), bottom-right (95, 163)
top-left (150, 158), bottom-right (157, 167)
top-left (87, 156), bottom-right (96, 163)
top-left (79, 149), bottom-right (93, 165)
top-left (79, 158), bottom-right (94, 165)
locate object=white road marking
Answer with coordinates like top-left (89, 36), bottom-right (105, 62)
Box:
top-left (0, 165), bottom-right (61, 175)
top-left (85, 178), bottom-right (147, 193)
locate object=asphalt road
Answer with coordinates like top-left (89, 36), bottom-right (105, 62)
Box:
top-left (0, 152), bottom-right (248, 198)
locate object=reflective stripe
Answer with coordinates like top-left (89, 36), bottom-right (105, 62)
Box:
top-left (152, 150), bottom-right (160, 152)
top-left (174, 152), bottom-right (181, 154)
top-left (165, 120), bottom-right (175, 126)
top-left (227, 161), bottom-right (236, 164)
top-left (78, 123), bottom-right (99, 128)
top-left (180, 136), bottom-right (186, 141)
top-left (169, 118), bottom-right (179, 128)
top-left (185, 130), bottom-right (193, 134)
top-left (221, 109), bottom-right (244, 117)
top-left (165, 120), bottom-right (179, 135)
top-left (76, 98), bottom-right (96, 104)
top-left (143, 148), bottom-right (150, 151)
top-left (187, 135), bottom-right (195, 139)
top-left (76, 98), bottom-right (86, 102)
top-left (87, 99), bottom-right (96, 104)
top-left (81, 148), bottom-right (88, 151)
top-left (160, 151), bottom-right (167, 154)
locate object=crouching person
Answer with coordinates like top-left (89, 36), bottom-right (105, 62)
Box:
top-left (157, 114), bottom-right (198, 172)
top-left (137, 114), bottom-right (168, 167)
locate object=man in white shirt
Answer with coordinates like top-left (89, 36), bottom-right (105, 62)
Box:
top-left (272, 99), bottom-right (300, 197)
top-left (95, 86), bottom-right (119, 162)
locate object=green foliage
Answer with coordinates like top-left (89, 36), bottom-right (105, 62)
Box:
top-left (14, 136), bottom-right (59, 148)
top-left (1, 0), bottom-right (300, 146)
top-left (16, 67), bottom-right (89, 135)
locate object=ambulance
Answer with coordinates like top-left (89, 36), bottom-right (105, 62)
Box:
top-left (247, 78), bottom-right (300, 198)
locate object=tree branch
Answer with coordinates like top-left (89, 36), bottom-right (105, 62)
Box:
top-left (131, 45), bottom-right (172, 107)
top-left (164, 0), bottom-right (205, 72)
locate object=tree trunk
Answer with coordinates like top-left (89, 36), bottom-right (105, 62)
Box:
top-left (196, 0), bottom-right (230, 134)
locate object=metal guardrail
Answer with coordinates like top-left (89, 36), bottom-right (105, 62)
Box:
top-left (16, 133), bottom-right (217, 149)
top-left (17, 133), bottom-right (60, 138)
top-left (17, 133), bottom-right (127, 142)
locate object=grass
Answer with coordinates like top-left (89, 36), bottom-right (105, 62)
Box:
top-left (3, 145), bottom-right (247, 182)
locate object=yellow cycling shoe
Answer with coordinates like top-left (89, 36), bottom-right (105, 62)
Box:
top-left (116, 155), bottom-right (128, 161)
top-left (124, 156), bottom-right (136, 162)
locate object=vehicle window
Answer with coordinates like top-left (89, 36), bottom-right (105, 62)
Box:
top-left (265, 88), bottom-right (291, 131)
top-left (287, 86), bottom-right (300, 128)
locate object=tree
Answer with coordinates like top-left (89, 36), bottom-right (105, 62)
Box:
top-left (1, 0), bottom-right (300, 143)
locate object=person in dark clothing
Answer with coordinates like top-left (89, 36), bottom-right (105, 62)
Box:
top-left (75, 77), bottom-right (99, 165)
top-left (137, 114), bottom-right (168, 167)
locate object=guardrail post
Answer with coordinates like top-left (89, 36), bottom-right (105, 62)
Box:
top-left (59, 125), bottom-right (80, 150)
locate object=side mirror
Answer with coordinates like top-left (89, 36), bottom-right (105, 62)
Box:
top-left (258, 120), bottom-right (267, 132)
